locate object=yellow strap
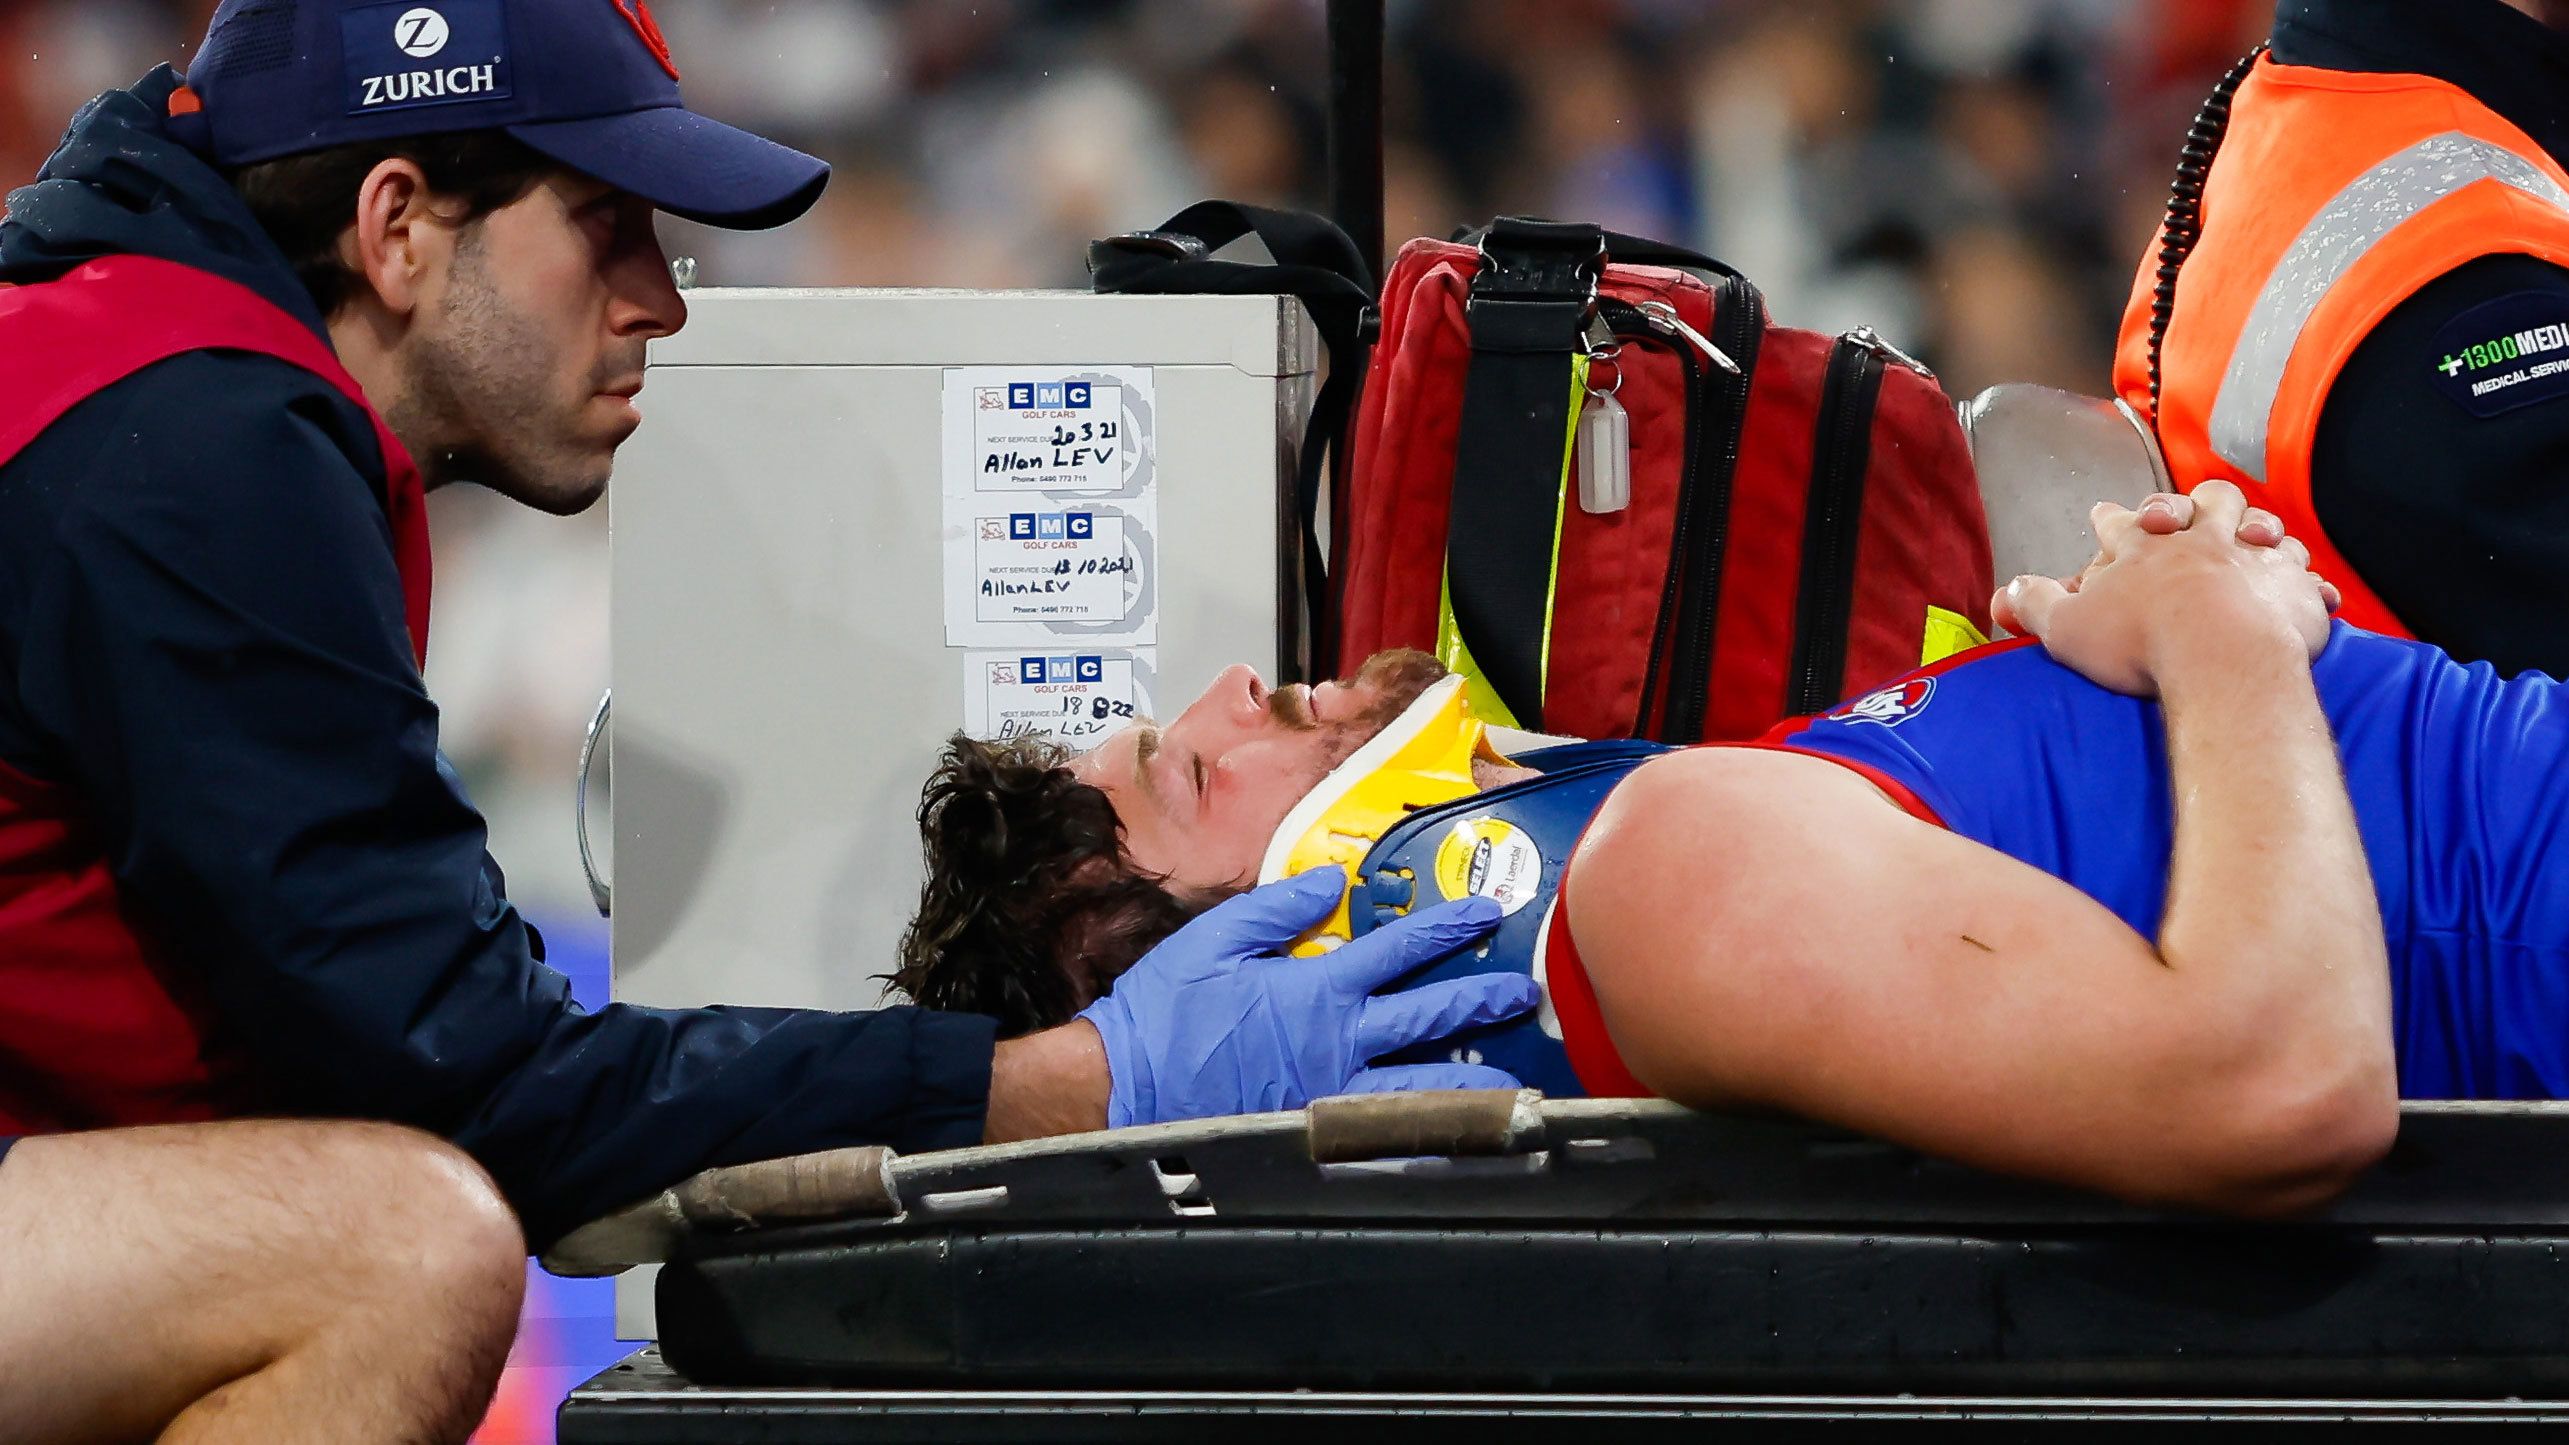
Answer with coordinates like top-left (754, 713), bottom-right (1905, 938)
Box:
top-left (1921, 604), bottom-right (1991, 666)
top-left (1435, 354), bottom-right (1588, 729)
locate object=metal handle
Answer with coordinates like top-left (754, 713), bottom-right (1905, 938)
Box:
top-left (576, 689), bottom-right (612, 917)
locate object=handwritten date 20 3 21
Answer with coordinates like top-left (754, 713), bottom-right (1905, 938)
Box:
top-left (983, 420), bottom-right (1120, 477)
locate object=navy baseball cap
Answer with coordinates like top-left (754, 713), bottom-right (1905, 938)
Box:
top-left (180, 0), bottom-right (828, 229)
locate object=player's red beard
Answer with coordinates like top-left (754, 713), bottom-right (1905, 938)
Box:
top-left (1268, 648), bottom-right (1450, 744)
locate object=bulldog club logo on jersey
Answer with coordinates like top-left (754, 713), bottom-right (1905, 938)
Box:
top-left (345, 0), bottom-right (513, 114)
top-left (1833, 676), bottom-right (1937, 727)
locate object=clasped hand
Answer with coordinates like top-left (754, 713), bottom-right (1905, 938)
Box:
top-left (1990, 479), bottom-right (2340, 696)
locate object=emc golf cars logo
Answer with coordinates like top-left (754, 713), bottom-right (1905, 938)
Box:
top-left (347, 1), bottom-right (512, 113)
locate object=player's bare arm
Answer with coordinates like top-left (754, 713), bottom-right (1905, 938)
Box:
top-left (1570, 480), bottom-right (2396, 1215)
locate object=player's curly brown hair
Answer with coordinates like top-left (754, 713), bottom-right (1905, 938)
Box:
top-left (891, 733), bottom-right (1202, 1037)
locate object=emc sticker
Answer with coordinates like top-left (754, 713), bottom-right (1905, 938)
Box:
top-left (1017, 656), bottom-right (1108, 686)
top-left (345, 0), bottom-right (513, 115)
top-left (1006, 512), bottom-right (1095, 541)
top-left (1006, 381), bottom-right (1094, 411)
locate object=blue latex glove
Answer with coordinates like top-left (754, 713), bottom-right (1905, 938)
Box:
top-left (1077, 869), bottom-right (1542, 1127)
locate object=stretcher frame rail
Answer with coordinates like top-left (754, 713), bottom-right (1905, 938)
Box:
top-left (604, 1097), bottom-right (2569, 1402)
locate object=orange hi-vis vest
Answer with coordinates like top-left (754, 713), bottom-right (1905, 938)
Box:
top-left (2113, 57), bottom-right (2569, 639)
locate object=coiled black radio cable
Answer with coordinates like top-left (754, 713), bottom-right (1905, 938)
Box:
top-left (2147, 42), bottom-right (2269, 428)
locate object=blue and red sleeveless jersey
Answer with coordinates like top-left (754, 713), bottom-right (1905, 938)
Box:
top-left (1754, 622), bottom-right (2569, 1099)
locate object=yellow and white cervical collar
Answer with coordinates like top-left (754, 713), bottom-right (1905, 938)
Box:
top-left (1256, 674), bottom-right (1514, 956)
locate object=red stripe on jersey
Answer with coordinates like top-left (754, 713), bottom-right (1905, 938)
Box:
top-left (1542, 853), bottom-right (1654, 1099)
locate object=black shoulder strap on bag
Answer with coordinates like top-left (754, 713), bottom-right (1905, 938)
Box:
top-left (1440, 217), bottom-right (1607, 732)
top-left (1090, 201), bottom-right (1378, 683)
top-left (1454, 221), bottom-right (1739, 283)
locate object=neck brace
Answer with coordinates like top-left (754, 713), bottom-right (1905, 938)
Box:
top-left (1257, 675), bottom-right (1514, 954)
top-left (1358, 743), bottom-right (1661, 1097)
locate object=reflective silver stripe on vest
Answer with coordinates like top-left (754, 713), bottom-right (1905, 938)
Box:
top-left (2207, 132), bottom-right (2569, 483)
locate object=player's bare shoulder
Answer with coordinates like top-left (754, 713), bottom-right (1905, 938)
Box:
top-left (1574, 745), bottom-right (1904, 911)
top-left (1594, 745), bottom-right (1903, 835)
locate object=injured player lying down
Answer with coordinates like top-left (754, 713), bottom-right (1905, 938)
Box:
top-left (896, 482), bottom-right (2569, 1217)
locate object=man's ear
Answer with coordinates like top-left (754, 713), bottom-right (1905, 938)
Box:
top-left (338, 157), bottom-right (448, 319)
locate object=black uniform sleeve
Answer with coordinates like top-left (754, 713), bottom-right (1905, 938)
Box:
top-left (2310, 253), bottom-right (2569, 678)
top-left (6, 353), bottom-right (995, 1247)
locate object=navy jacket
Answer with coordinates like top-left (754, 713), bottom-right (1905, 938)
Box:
top-left (0, 72), bottom-right (996, 1249)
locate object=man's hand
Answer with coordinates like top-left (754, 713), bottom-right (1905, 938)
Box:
top-left (2052, 490), bottom-right (2344, 611)
top-left (1070, 869), bottom-right (1536, 1129)
top-left (1990, 480), bottom-right (2338, 696)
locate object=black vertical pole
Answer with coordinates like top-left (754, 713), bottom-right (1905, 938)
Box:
top-left (1308, 0), bottom-right (1384, 683)
top-left (1326, 0), bottom-right (1385, 289)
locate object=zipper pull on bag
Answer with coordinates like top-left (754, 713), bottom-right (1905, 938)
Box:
top-left (1844, 324), bottom-right (1935, 380)
top-left (1638, 299), bottom-right (1743, 376)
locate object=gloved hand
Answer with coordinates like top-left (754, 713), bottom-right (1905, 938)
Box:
top-left (1077, 869), bottom-right (1541, 1127)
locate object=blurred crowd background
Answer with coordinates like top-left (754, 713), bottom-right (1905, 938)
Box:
top-left (1, 0), bottom-right (2275, 922)
top-left (0, 0), bottom-right (2286, 1438)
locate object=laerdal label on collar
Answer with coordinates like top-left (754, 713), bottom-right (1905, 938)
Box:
top-left (1434, 817), bottom-right (1543, 916)
top-left (344, 0), bottom-right (513, 115)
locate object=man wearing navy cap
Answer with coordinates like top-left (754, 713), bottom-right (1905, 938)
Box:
top-left (0, 0), bottom-right (1526, 1438)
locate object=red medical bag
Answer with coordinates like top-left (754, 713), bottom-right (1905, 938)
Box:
top-left (1334, 220), bottom-right (1995, 742)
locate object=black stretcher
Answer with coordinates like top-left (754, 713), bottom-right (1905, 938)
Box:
top-left (557, 1095), bottom-right (2569, 1441)
top-left (561, 5), bottom-right (2562, 1434)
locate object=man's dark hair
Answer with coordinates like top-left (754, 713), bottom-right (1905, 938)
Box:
top-left (230, 132), bottom-right (560, 317)
top-left (894, 734), bottom-right (1202, 1038)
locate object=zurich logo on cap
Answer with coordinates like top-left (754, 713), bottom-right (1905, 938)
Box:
top-left (394, 8), bottom-right (450, 56)
top-left (185, 0), bottom-right (830, 231)
top-left (344, 0), bottom-right (510, 113)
